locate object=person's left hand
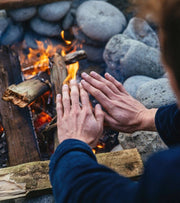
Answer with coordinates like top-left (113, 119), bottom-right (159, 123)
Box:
top-left (56, 80), bottom-right (104, 148)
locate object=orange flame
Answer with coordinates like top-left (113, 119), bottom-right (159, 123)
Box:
top-left (34, 112), bottom-right (52, 128)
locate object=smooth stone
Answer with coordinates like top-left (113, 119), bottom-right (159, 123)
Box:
top-left (123, 75), bottom-right (155, 98)
top-left (0, 10), bottom-right (7, 17)
top-left (136, 78), bottom-right (177, 108)
top-left (110, 144), bottom-right (123, 152)
top-left (38, 1), bottom-right (71, 22)
top-left (30, 17), bottom-right (61, 37)
top-left (72, 26), bottom-right (105, 47)
top-left (0, 23), bottom-right (23, 45)
top-left (103, 34), bottom-right (164, 82)
top-left (118, 131), bottom-right (167, 163)
top-left (76, 1), bottom-right (127, 42)
top-left (0, 17), bottom-right (10, 37)
top-left (8, 7), bottom-right (37, 22)
top-left (123, 17), bottom-right (160, 49)
top-left (81, 43), bottom-right (105, 62)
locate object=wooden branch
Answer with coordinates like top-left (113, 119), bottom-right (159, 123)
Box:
top-left (3, 72), bottom-right (50, 108)
top-left (0, 0), bottom-right (71, 10)
top-left (0, 46), bottom-right (40, 166)
top-left (3, 50), bottom-right (86, 108)
top-left (0, 148), bottom-right (143, 201)
top-left (50, 53), bottom-right (67, 150)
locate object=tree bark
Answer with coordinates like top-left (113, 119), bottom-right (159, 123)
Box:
top-left (0, 148), bottom-right (143, 201)
top-left (0, 46), bottom-right (40, 166)
top-left (0, 0), bottom-right (71, 10)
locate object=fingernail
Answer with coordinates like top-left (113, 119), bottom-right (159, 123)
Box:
top-left (105, 72), bottom-right (111, 77)
top-left (90, 71), bottom-right (97, 76)
top-left (70, 79), bottom-right (76, 85)
top-left (79, 82), bottom-right (82, 88)
top-left (57, 94), bottom-right (61, 98)
top-left (63, 84), bottom-right (68, 88)
top-left (81, 72), bottom-right (88, 77)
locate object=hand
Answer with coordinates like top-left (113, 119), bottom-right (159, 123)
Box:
top-left (81, 71), bottom-right (157, 133)
top-left (56, 80), bottom-right (104, 148)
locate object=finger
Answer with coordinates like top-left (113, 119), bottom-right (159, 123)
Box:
top-left (79, 82), bottom-right (91, 109)
top-left (62, 84), bottom-right (70, 114)
top-left (70, 80), bottom-right (80, 110)
top-left (81, 72), bottom-right (115, 98)
top-left (89, 71), bottom-right (120, 95)
top-left (94, 104), bottom-right (104, 127)
top-left (104, 73), bottom-right (128, 95)
top-left (104, 112), bottom-right (119, 129)
top-left (56, 94), bottom-right (63, 120)
top-left (81, 79), bottom-right (111, 111)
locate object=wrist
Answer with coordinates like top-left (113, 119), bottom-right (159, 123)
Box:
top-left (138, 108), bottom-right (158, 131)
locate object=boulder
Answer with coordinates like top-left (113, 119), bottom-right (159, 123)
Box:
top-left (136, 78), bottom-right (177, 108)
top-left (76, 1), bottom-right (127, 42)
top-left (38, 1), bottom-right (71, 22)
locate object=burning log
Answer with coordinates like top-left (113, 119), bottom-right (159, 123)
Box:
top-left (3, 50), bottom-right (86, 108)
top-left (0, 0), bottom-right (71, 10)
top-left (0, 148), bottom-right (143, 201)
top-left (0, 46), bottom-right (40, 166)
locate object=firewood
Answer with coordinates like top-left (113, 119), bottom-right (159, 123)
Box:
top-left (50, 53), bottom-right (67, 150)
top-left (0, 0), bottom-right (71, 10)
top-left (2, 72), bottom-right (51, 108)
top-left (0, 46), bottom-right (40, 166)
top-left (0, 148), bottom-right (143, 201)
top-left (3, 50), bottom-right (86, 108)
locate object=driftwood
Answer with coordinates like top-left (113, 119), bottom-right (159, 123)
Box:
top-left (50, 53), bottom-right (67, 150)
top-left (0, 0), bottom-right (71, 10)
top-left (0, 46), bottom-right (40, 166)
top-left (0, 148), bottom-right (143, 201)
top-left (3, 50), bottom-right (86, 108)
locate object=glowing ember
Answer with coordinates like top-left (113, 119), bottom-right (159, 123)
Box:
top-left (34, 112), bottom-right (52, 129)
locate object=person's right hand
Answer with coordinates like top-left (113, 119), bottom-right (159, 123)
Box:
top-left (81, 71), bottom-right (157, 133)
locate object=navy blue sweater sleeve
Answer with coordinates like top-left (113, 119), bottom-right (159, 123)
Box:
top-left (155, 103), bottom-right (180, 146)
top-left (49, 139), bottom-right (180, 203)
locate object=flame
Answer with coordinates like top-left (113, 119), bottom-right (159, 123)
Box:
top-left (60, 30), bottom-right (79, 84)
top-left (19, 40), bottom-right (63, 79)
top-left (34, 112), bottom-right (52, 128)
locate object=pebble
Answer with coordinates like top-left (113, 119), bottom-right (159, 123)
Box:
top-left (38, 1), bottom-right (71, 22)
top-left (136, 78), bottom-right (177, 108)
top-left (123, 17), bottom-right (160, 49)
top-left (0, 22), bottom-right (23, 45)
top-left (123, 75), bottom-right (155, 98)
top-left (103, 34), bottom-right (164, 82)
top-left (76, 1), bottom-right (127, 42)
top-left (30, 17), bottom-right (61, 37)
top-left (8, 7), bottom-right (37, 22)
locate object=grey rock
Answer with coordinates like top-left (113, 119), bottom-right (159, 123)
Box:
top-left (123, 17), bottom-right (160, 49)
top-left (136, 78), bottom-right (177, 108)
top-left (38, 1), bottom-right (71, 22)
top-left (103, 34), bottom-right (164, 82)
top-left (81, 43), bottom-right (105, 62)
top-left (76, 1), bottom-right (127, 42)
top-left (0, 10), bottom-right (7, 17)
top-left (72, 26), bottom-right (105, 47)
top-left (118, 131), bottom-right (167, 163)
top-left (0, 17), bottom-right (10, 37)
top-left (123, 75), bottom-right (155, 98)
top-left (30, 17), bottom-right (61, 37)
top-left (111, 144), bottom-right (123, 152)
top-left (23, 194), bottom-right (54, 203)
top-left (8, 7), bottom-right (37, 22)
top-left (0, 22), bottom-right (23, 45)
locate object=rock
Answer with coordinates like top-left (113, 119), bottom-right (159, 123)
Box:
top-left (30, 17), bottom-right (61, 37)
top-left (72, 26), bottom-right (105, 47)
top-left (23, 194), bottom-right (54, 203)
top-left (111, 144), bottom-right (123, 152)
top-left (0, 10), bottom-right (7, 17)
top-left (123, 17), bottom-right (160, 49)
top-left (136, 78), bottom-right (177, 108)
top-left (0, 17), bottom-right (10, 37)
top-left (81, 43), bottom-right (105, 62)
top-left (0, 22), bottom-right (23, 45)
top-left (103, 34), bottom-right (164, 82)
top-left (76, 1), bottom-right (127, 42)
top-left (118, 131), bottom-right (167, 163)
top-left (38, 1), bottom-right (71, 22)
top-left (8, 7), bottom-right (37, 22)
top-left (123, 75), bottom-right (155, 98)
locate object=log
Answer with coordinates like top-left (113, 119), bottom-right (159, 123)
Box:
top-left (3, 72), bottom-right (51, 108)
top-left (0, 148), bottom-right (143, 201)
top-left (50, 53), bottom-right (67, 150)
top-left (0, 46), bottom-right (40, 166)
top-left (0, 0), bottom-right (71, 10)
top-left (3, 50), bottom-right (86, 108)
